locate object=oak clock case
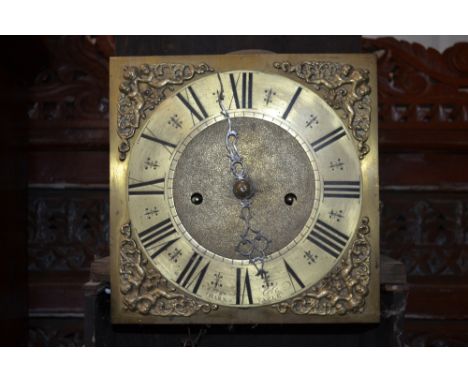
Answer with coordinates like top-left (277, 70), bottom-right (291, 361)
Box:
top-left (110, 54), bottom-right (379, 324)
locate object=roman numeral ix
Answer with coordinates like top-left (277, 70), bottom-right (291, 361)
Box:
top-left (310, 126), bottom-right (346, 152)
top-left (176, 86), bottom-right (208, 122)
top-left (229, 72), bottom-right (253, 109)
top-left (323, 180), bottom-right (360, 199)
top-left (307, 219), bottom-right (349, 258)
top-left (176, 253), bottom-right (210, 294)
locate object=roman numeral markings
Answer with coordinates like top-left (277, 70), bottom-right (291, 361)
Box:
top-left (323, 180), bottom-right (360, 199)
top-left (141, 134), bottom-right (177, 154)
top-left (139, 218), bottom-right (177, 249)
top-left (307, 219), bottom-right (349, 258)
top-left (310, 126), bottom-right (346, 152)
top-left (176, 253), bottom-right (210, 294)
top-left (229, 72), bottom-right (253, 109)
top-left (284, 260), bottom-right (305, 291)
top-left (282, 87), bottom-right (302, 119)
top-left (149, 237), bottom-right (179, 259)
top-left (128, 178), bottom-right (164, 196)
top-left (176, 86), bottom-right (208, 123)
top-left (236, 268), bottom-right (253, 305)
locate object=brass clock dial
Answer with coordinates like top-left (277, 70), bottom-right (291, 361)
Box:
top-left (126, 70), bottom-right (362, 307)
top-left (110, 53), bottom-right (379, 324)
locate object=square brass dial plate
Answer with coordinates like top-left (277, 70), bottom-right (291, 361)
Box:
top-left (110, 53), bottom-right (379, 324)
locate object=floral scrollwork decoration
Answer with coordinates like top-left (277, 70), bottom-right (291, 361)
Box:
top-left (274, 61), bottom-right (372, 159)
top-left (273, 217), bottom-right (371, 316)
top-left (119, 223), bottom-right (218, 316)
top-left (117, 63), bottom-right (214, 160)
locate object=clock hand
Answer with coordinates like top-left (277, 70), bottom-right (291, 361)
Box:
top-left (216, 73), bottom-right (270, 279)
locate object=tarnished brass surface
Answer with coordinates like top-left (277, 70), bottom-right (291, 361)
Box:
top-left (117, 63), bottom-right (213, 160)
top-left (274, 61), bottom-right (371, 159)
top-left (273, 217), bottom-right (371, 315)
top-left (171, 116), bottom-right (316, 260)
top-left (110, 53), bottom-right (380, 324)
top-left (119, 223), bottom-right (218, 316)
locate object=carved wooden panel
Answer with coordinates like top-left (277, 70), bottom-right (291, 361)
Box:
top-left (28, 36), bottom-right (113, 149)
top-left (364, 37), bottom-right (468, 345)
top-left (27, 36), bottom-right (113, 187)
top-left (25, 36), bottom-right (115, 345)
top-left (28, 188), bottom-right (108, 272)
top-left (381, 191), bottom-right (468, 276)
top-left (28, 318), bottom-right (84, 346)
top-left (362, 37), bottom-right (468, 128)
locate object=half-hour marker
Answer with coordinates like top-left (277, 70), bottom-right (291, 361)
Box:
top-left (141, 134), bottom-right (177, 149)
top-left (284, 260), bottom-right (305, 291)
top-left (307, 219), bottom-right (349, 258)
top-left (323, 180), bottom-right (360, 199)
top-left (176, 253), bottom-right (210, 294)
top-left (282, 87), bottom-right (302, 120)
top-left (139, 218), bottom-right (177, 248)
top-left (236, 268), bottom-right (253, 305)
top-left (176, 86), bottom-right (208, 122)
top-left (128, 178), bottom-right (164, 195)
top-left (229, 72), bottom-right (253, 109)
top-left (310, 126), bottom-right (346, 152)
top-left (149, 237), bottom-right (179, 259)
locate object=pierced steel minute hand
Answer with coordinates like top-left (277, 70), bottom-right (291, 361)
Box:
top-left (216, 73), bottom-right (270, 279)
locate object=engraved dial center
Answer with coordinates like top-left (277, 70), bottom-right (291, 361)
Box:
top-left (168, 113), bottom-right (318, 261)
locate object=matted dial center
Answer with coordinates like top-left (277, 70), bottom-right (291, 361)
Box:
top-left (171, 116), bottom-right (316, 261)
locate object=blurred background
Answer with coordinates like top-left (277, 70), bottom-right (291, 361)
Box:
top-left (1, 35), bottom-right (467, 346)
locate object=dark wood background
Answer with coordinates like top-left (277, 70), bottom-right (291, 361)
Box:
top-left (2, 35), bottom-right (467, 346)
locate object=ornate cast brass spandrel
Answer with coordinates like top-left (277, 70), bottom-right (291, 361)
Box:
top-left (274, 61), bottom-right (371, 159)
top-left (273, 217), bottom-right (371, 316)
top-left (117, 63), bottom-right (214, 160)
top-left (119, 223), bottom-right (218, 316)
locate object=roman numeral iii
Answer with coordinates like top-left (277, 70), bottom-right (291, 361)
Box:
top-left (307, 219), bottom-right (349, 258)
top-left (229, 72), bottom-right (253, 109)
top-left (323, 180), bottom-right (360, 199)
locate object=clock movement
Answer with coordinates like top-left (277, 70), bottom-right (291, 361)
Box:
top-left (110, 53), bottom-right (379, 324)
